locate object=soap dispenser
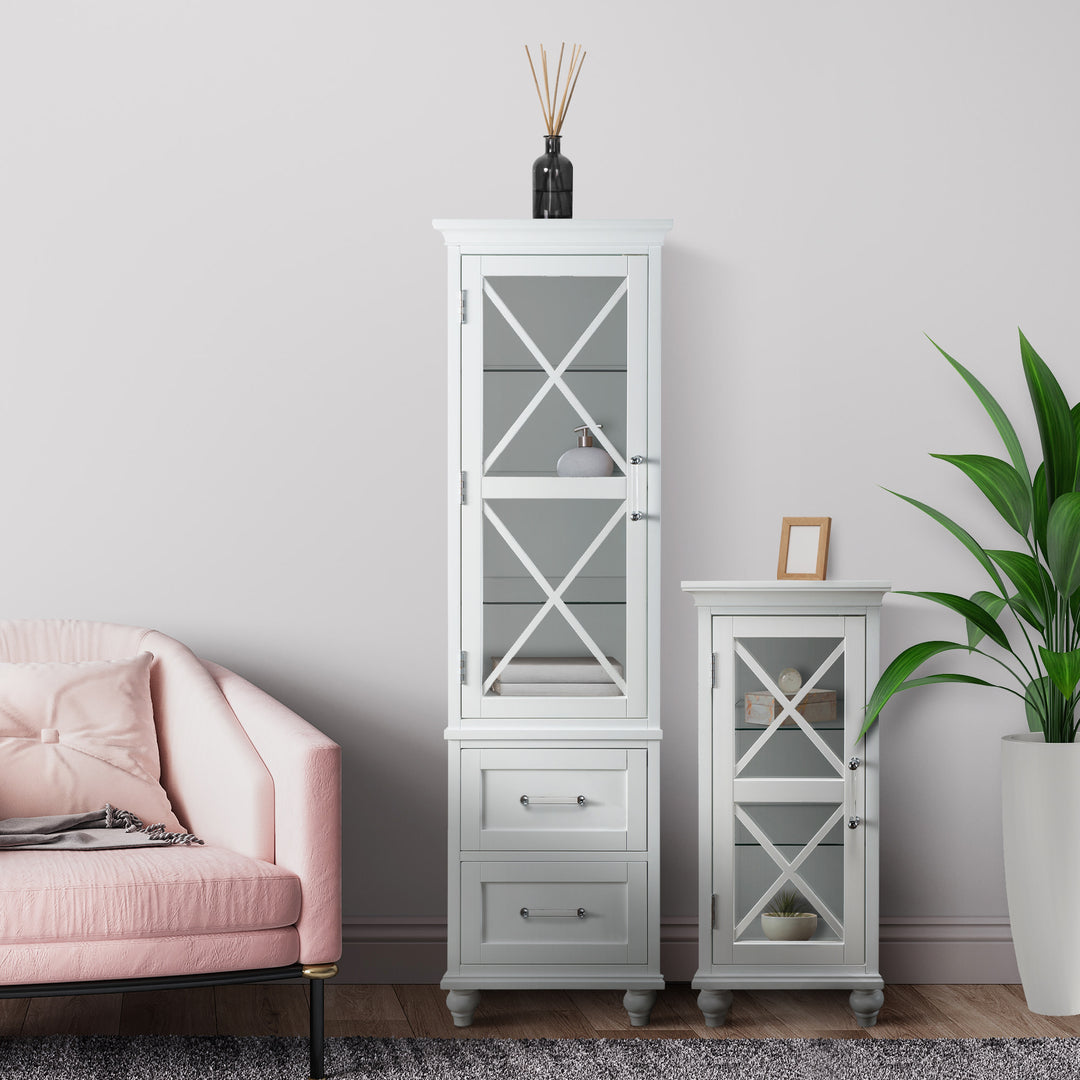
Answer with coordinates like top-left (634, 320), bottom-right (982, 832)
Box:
top-left (556, 425), bottom-right (615, 477)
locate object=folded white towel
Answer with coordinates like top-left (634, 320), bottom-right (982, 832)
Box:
top-left (492, 682), bottom-right (623, 697)
top-left (491, 656), bottom-right (624, 684)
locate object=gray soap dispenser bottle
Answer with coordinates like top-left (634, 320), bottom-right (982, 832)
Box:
top-left (556, 424), bottom-right (615, 477)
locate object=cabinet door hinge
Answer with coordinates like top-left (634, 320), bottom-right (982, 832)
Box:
top-left (460, 471), bottom-right (467, 505)
top-left (460, 651), bottom-right (467, 685)
top-left (711, 652), bottom-right (718, 690)
top-left (459, 290), bottom-right (467, 324)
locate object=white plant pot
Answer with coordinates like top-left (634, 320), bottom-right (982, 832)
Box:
top-left (1002, 733), bottom-right (1080, 1015)
top-left (760, 913), bottom-right (817, 941)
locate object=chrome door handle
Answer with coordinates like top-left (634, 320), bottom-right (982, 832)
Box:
top-left (629, 455), bottom-right (645, 521)
top-left (520, 794), bottom-right (586, 806)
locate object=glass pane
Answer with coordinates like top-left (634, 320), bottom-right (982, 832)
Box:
top-left (733, 803), bottom-right (844, 944)
top-left (732, 635), bottom-right (845, 779)
top-left (483, 277), bottom-right (627, 371)
top-left (483, 371), bottom-right (627, 477)
top-left (483, 499), bottom-right (626, 698)
top-left (482, 276), bottom-right (627, 477)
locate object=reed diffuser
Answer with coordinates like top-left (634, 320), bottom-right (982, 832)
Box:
top-left (525, 43), bottom-right (586, 219)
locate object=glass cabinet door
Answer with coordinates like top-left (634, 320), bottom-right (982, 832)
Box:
top-left (711, 615), bottom-right (866, 966)
top-left (460, 254), bottom-right (649, 720)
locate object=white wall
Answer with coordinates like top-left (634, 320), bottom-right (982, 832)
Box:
top-left (3, 0), bottom-right (1077, 982)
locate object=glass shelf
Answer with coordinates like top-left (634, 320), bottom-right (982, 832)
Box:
top-left (484, 366), bottom-right (628, 375)
top-left (734, 722), bottom-right (846, 732)
top-left (735, 841), bottom-right (844, 847)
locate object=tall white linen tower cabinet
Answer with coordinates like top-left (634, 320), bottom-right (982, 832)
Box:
top-left (435, 220), bottom-right (671, 1027)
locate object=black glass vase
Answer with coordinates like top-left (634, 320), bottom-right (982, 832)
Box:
top-left (532, 135), bottom-right (573, 219)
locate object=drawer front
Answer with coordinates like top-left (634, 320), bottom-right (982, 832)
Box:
top-left (461, 748), bottom-right (647, 851)
top-left (461, 861), bottom-right (647, 965)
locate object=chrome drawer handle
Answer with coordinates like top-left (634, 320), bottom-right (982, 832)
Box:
top-left (520, 907), bottom-right (587, 919)
top-left (520, 794), bottom-right (587, 807)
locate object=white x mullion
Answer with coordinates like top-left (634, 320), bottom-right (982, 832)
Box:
top-left (483, 502), bottom-right (627, 692)
top-left (734, 640), bottom-right (846, 776)
top-left (482, 503), bottom-right (628, 694)
top-left (483, 279), bottom-right (630, 475)
top-left (734, 805), bottom-right (845, 938)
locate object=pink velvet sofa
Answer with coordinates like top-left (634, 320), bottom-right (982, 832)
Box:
top-left (0, 620), bottom-right (341, 1079)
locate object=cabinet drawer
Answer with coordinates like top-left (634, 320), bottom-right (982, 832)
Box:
top-left (460, 748), bottom-right (647, 851)
top-left (461, 861), bottom-right (647, 965)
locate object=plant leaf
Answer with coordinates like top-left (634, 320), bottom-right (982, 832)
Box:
top-left (1020, 330), bottom-right (1076, 506)
top-left (1007, 593), bottom-right (1046, 632)
top-left (897, 590), bottom-right (1010, 651)
top-left (1025, 676), bottom-right (1056, 735)
top-left (897, 673), bottom-right (1005, 692)
top-left (1038, 646), bottom-right (1080, 702)
top-left (1047, 491), bottom-right (1080, 598)
top-left (930, 336), bottom-right (1030, 482)
top-left (1032, 462), bottom-right (1050, 559)
top-left (929, 454), bottom-right (1032, 536)
top-left (885, 489), bottom-right (1006, 594)
top-left (859, 640), bottom-right (971, 739)
top-left (967, 590), bottom-right (1009, 649)
top-left (986, 549), bottom-right (1051, 628)
top-left (1073, 402), bottom-right (1080, 489)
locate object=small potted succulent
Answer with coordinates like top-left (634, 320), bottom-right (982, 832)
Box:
top-left (761, 888), bottom-right (818, 941)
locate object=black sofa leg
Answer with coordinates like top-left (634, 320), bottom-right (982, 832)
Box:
top-left (303, 964), bottom-right (337, 1080)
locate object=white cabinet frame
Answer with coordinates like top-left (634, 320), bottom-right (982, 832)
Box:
top-left (438, 220), bottom-right (671, 1030)
top-left (682, 581), bottom-right (890, 1029)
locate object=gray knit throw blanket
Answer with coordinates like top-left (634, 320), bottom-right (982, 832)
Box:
top-left (0, 805), bottom-right (203, 850)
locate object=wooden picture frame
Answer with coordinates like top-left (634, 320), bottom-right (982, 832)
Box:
top-left (777, 517), bottom-right (831, 580)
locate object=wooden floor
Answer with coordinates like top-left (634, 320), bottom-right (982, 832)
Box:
top-left (3, 984), bottom-right (1080, 1040)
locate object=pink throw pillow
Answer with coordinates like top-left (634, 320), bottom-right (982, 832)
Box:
top-left (0, 654), bottom-right (182, 830)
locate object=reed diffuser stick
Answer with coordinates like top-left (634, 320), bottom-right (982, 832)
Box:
top-left (524, 46), bottom-right (550, 133)
top-left (541, 45), bottom-right (552, 135)
top-left (552, 42), bottom-right (565, 127)
top-left (526, 42), bottom-right (587, 137)
top-left (556, 50), bottom-right (585, 135)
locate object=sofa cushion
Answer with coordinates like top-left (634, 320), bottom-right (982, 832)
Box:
top-left (0, 654), bottom-right (182, 830)
top-left (0, 929), bottom-right (300, 985)
top-left (0, 844), bottom-right (301, 945)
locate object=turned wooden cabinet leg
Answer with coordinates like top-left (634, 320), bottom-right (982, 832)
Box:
top-left (850, 988), bottom-right (884, 1027)
top-left (446, 989), bottom-right (481, 1027)
top-left (622, 988), bottom-right (657, 1027)
top-left (697, 988), bottom-right (734, 1027)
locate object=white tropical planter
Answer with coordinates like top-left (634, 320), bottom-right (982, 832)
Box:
top-left (1002, 733), bottom-right (1080, 1015)
top-left (760, 913), bottom-right (818, 941)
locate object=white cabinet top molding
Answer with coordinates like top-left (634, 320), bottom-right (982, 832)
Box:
top-left (433, 219), bottom-right (673, 251)
top-left (681, 582), bottom-right (892, 611)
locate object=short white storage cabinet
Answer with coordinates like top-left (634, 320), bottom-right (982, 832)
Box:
top-left (681, 581), bottom-right (890, 1028)
top-left (436, 220), bottom-right (671, 1027)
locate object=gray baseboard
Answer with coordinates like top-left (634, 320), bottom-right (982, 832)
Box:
top-left (879, 917), bottom-right (1020, 984)
top-left (337, 916), bottom-right (1020, 985)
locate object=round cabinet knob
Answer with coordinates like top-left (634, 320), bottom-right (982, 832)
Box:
top-left (848, 756), bottom-right (861, 771)
top-left (848, 816), bottom-right (861, 830)
top-left (777, 668), bottom-right (802, 694)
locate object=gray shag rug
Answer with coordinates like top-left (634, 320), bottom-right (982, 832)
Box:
top-left (1, 1035), bottom-right (1079, 1079)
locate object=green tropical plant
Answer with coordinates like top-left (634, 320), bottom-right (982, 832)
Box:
top-left (860, 331), bottom-right (1080, 744)
top-left (765, 888), bottom-right (809, 916)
